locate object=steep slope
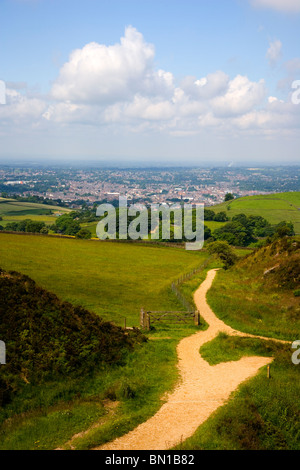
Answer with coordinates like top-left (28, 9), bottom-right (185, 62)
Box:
top-left (0, 269), bottom-right (144, 406)
top-left (207, 237), bottom-right (300, 340)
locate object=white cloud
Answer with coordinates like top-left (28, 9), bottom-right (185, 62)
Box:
top-left (233, 99), bottom-right (299, 132)
top-left (180, 71), bottom-right (229, 100)
top-left (1, 26), bottom-right (299, 147)
top-left (268, 96), bottom-right (278, 103)
top-left (104, 95), bottom-right (175, 123)
top-left (251, 0), bottom-right (300, 12)
top-left (211, 75), bottom-right (266, 117)
top-left (51, 26), bottom-right (174, 105)
top-left (266, 39), bottom-right (282, 66)
top-left (0, 88), bottom-right (46, 123)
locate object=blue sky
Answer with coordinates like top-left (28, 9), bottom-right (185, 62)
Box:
top-left (1, 0), bottom-right (300, 165)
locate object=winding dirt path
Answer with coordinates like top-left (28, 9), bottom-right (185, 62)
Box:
top-left (95, 269), bottom-right (287, 451)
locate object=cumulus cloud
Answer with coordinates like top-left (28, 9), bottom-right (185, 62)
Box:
top-left (1, 26), bottom-right (299, 142)
top-left (233, 99), bottom-right (299, 132)
top-left (211, 75), bottom-right (266, 117)
top-left (51, 26), bottom-right (174, 104)
top-left (180, 71), bottom-right (229, 100)
top-left (251, 0), bottom-right (300, 12)
top-left (266, 39), bottom-right (282, 66)
top-left (0, 87), bottom-right (46, 124)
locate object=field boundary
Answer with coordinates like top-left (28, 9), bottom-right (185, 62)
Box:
top-left (0, 230), bottom-right (187, 248)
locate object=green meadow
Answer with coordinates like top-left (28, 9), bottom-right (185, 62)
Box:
top-left (211, 192), bottom-right (300, 234)
top-left (0, 199), bottom-right (70, 227)
top-left (1, 194), bottom-right (299, 450)
top-left (0, 233), bottom-right (209, 327)
top-left (0, 233), bottom-right (221, 450)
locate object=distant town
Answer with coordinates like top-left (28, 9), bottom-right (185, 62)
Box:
top-left (0, 164), bottom-right (299, 208)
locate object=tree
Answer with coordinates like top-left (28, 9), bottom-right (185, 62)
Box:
top-left (273, 221), bottom-right (295, 239)
top-left (207, 240), bottom-right (238, 269)
top-left (204, 209), bottom-right (215, 221)
top-left (204, 225), bottom-right (212, 240)
top-left (55, 214), bottom-right (81, 236)
top-left (213, 211), bottom-right (229, 222)
top-left (75, 228), bottom-right (92, 239)
top-left (224, 193), bottom-right (234, 202)
top-left (25, 220), bottom-right (46, 233)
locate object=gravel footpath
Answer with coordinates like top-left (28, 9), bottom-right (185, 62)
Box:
top-left (95, 269), bottom-right (279, 450)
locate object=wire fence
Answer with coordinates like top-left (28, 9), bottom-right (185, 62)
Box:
top-left (140, 256), bottom-right (212, 330)
top-left (171, 256), bottom-right (213, 312)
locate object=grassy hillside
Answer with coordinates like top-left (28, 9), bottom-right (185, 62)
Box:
top-left (0, 233), bottom-right (210, 326)
top-left (0, 239), bottom-right (220, 450)
top-left (0, 199), bottom-right (70, 227)
top-left (176, 237), bottom-right (300, 450)
top-left (0, 268), bottom-right (143, 406)
top-left (207, 237), bottom-right (300, 340)
top-left (210, 192), bottom-right (300, 234)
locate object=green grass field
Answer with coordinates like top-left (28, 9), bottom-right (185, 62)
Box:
top-left (1, 195), bottom-right (299, 450)
top-left (206, 240), bottom-right (300, 341)
top-left (211, 192), bottom-right (300, 234)
top-left (0, 233), bottom-right (222, 450)
top-left (0, 233), bottom-right (210, 326)
top-left (0, 199), bottom-right (70, 227)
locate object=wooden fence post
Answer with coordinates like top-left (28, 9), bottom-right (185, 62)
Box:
top-left (194, 310), bottom-right (200, 326)
top-left (140, 308), bottom-right (151, 330)
top-left (140, 308), bottom-right (145, 329)
top-left (146, 313), bottom-right (151, 330)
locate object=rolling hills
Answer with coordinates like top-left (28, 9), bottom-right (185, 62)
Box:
top-left (0, 233), bottom-right (209, 326)
top-left (0, 227), bottom-right (299, 449)
top-left (210, 192), bottom-right (300, 234)
top-left (0, 268), bottom-right (144, 406)
top-left (0, 198), bottom-right (70, 228)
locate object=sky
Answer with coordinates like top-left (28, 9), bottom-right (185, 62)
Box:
top-left (0, 0), bottom-right (300, 166)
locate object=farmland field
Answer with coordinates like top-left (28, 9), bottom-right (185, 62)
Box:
top-left (0, 233), bottom-right (210, 326)
top-left (0, 199), bottom-right (70, 227)
top-left (211, 192), bottom-right (300, 234)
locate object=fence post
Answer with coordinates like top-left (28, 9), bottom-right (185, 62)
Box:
top-left (146, 313), bottom-right (151, 331)
top-left (140, 308), bottom-right (151, 330)
top-left (194, 310), bottom-right (200, 326)
top-left (140, 308), bottom-right (145, 329)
